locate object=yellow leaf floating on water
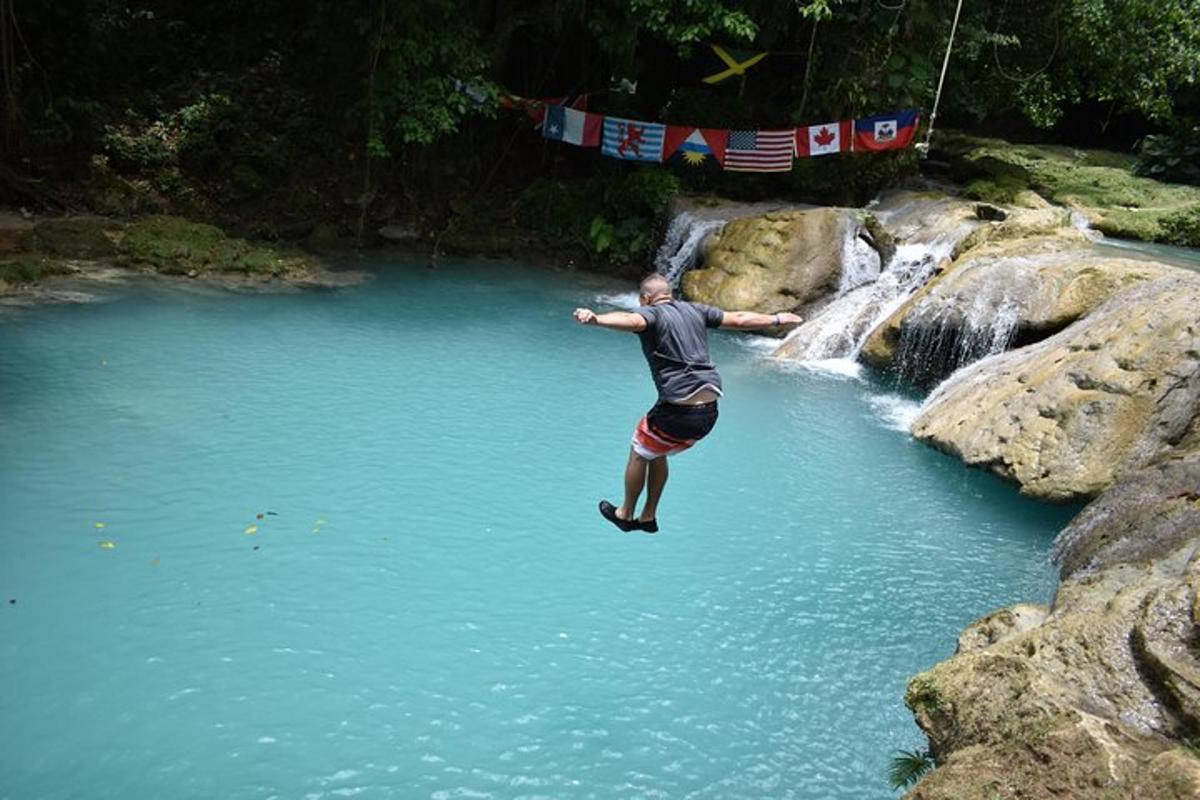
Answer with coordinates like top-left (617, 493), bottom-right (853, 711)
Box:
top-left (95, 522), bottom-right (106, 529)
top-left (243, 524), bottom-right (258, 535)
top-left (98, 540), bottom-right (116, 549)
top-left (311, 517), bottom-right (327, 534)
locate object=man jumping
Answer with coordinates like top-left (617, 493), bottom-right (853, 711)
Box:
top-left (573, 273), bottom-right (802, 533)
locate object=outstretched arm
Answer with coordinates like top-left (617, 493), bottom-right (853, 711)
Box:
top-left (573, 308), bottom-right (648, 332)
top-left (720, 311), bottom-right (803, 330)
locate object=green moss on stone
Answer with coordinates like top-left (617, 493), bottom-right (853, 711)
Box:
top-left (0, 254), bottom-right (75, 285)
top-left (906, 675), bottom-right (944, 712)
top-left (120, 215), bottom-right (315, 275)
top-left (934, 131), bottom-right (1200, 246)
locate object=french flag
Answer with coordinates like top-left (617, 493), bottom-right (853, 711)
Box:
top-left (853, 109), bottom-right (920, 151)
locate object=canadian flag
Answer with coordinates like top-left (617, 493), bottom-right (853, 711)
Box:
top-left (796, 120), bottom-right (853, 157)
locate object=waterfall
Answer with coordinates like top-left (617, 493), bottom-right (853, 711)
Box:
top-left (892, 296), bottom-right (1021, 384)
top-left (654, 211), bottom-right (726, 286)
top-left (773, 237), bottom-right (954, 363)
top-left (839, 223), bottom-right (883, 293)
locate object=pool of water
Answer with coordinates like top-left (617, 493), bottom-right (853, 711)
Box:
top-left (1094, 235), bottom-right (1200, 272)
top-left (0, 261), bottom-right (1078, 800)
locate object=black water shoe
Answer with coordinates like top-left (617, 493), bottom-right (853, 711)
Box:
top-left (636, 519), bottom-right (659, 533)
top-left (599, 500), bottom-right (637, 532)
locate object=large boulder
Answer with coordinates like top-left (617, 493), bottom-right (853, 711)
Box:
top-left (903, 442), bottom-right (1200, 800)
top-left (681, 208), bottom-right (872, 312)
top-left (909, 272), bottom-right (1200, 501)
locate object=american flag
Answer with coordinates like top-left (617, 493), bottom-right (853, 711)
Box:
top-left (723, 129), bottom-right (795, 172)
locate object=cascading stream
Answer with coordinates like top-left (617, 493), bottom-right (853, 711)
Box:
top-left (653, 212), bottom-right (727, 286)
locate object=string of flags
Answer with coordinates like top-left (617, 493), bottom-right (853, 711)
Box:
top-left (537, 104), bottom-right (920, 172)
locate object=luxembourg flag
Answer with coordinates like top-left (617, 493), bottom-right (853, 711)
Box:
top-left (853, 109), bottom-right (920, 151)
top-left (796, 120), bottom-right (853, 157)
top-left (542, 106), bottom-right (602, 147)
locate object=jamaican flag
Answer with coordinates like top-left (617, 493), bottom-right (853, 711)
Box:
top-left (701, 44), bottom-right (768, 85)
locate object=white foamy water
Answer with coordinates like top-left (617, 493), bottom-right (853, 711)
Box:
top-left (595, 291), bottom-right (640, 310)
top-left (654, 212), bottom-right (727, 285)
top-left (775, 238), bottom-right (956, 363)
top-left (866, 393), bottom-right (924, 432)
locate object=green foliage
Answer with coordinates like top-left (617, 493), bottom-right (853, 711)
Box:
top-left (1159, 206), bottom-right (1200, 248)
top-left (1135, 126), bottom-right (1200, 186)
top-left (517, 168), bottom-right (680, 266)
top-left (888, 748), bottom-right (935, 790)
top-left (368, 0), bottom-right (496, 150)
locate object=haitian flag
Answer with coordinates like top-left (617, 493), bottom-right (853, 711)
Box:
top-left (542, 106), bottom-right (602, 147)
top-left (796, 120), bottom-right (852, 157)
top-left (601, 117), bottom-right (666, 163)
top-left (854, 109), bottom-right (920, 151)
top-left (663, 126), bottom-right (728, 168)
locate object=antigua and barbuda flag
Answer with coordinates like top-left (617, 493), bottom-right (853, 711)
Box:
top-left (796, 120), bottom-right (853, 157)
top-left (601, 117), bottom-right (666, 163)
top-left (853, 109), bottom-right (920, 151)
top-left (542, 106), bottom-right (602, 147)
top-left (663, 126), bottom-right (728, 168)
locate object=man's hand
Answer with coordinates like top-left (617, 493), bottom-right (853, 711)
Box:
top-left (574, 308), bottom-right (597, 325)
top-left (777, 312), bottom-right (803, 327)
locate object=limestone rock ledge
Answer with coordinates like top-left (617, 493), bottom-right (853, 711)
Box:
top-left (904, 443), bottom-right (1200, 799)
top-left (909, 272), bottom-right (1200, 502)
top-left (681, 207), bottom-right (873, 312)
top-left (859, 211), bottom-right (1170, 383)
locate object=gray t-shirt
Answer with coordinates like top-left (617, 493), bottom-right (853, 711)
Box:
top-left (634, 300), bottom-right (724, 402)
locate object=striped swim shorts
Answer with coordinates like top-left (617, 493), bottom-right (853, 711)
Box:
top-left (631, 401), bottom-right (719, 460)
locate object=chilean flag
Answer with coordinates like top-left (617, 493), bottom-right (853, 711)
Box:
top-left (796, 120), bottom-right (853, 157)
top-left (854, 109), bottom-right (920, 151)
top-left (542, 106), bottom-right (602, 147)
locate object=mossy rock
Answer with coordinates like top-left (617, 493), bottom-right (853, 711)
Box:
top-left (933, 131), bottom-right (1200, 246)
top-left (0, 254), bottom-right (76, 286)
top-left (120, 215), bottom-right (315, 276)
top-left (21, 218), bottom-right (119, 259)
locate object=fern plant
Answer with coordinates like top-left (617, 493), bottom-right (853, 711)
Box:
top-left (888, 748), bottom-right (935, 791)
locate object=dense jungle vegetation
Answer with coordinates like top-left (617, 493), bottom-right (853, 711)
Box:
top-left (3, 0), bottom-right (1199, 265)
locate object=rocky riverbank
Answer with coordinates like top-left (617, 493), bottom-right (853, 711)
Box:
top-left (677, 179), bottom-right (1200, 797)
top-left (0, 214), bottom-right (370, 305)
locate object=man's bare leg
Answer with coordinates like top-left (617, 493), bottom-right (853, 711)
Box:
top-left (618, 448), bottom-right (648, 520)
top-left (640, 456), bottom-right (668, 522)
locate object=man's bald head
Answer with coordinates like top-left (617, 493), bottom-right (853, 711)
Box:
top-left (639, 273), bottom-right (672, 303)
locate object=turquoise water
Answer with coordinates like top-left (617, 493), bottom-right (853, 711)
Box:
top-left (0, 261), bottom-right (1077, 800)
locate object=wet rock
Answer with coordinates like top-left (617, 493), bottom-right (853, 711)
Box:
top-left (860, 230), bottom-right (1170, 383)
top-left (1053, 437), bottom-right (1200, 579)
top-left (910, 273), bottom-right (1200, 501)
top-left (904, 541), bottom-right (1200, 800)
top-left (955, 604), bottom-right (1047, 653)
top-left (681, 208), bottom-right (863, 312)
